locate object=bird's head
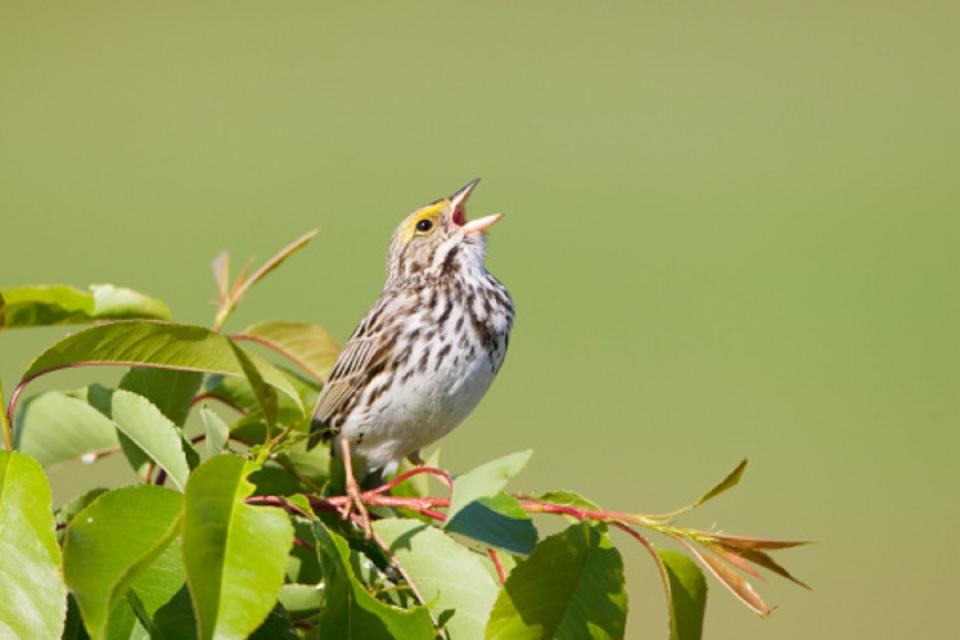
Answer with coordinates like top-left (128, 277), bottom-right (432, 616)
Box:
top-left (387, 179), bottom-right (502, 283)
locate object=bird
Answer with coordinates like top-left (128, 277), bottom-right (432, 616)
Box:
top-left (309, 179), bottom-right (514, 535)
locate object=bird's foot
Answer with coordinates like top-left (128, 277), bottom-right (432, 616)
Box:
top-left (342, 476), bottom-right (373, 539)
top-left (339, 435), bottom-right (372, 539)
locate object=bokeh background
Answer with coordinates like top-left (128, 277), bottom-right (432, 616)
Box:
top-left (2, 2), bottom-right (957, 638)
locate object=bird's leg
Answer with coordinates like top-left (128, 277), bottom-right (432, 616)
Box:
top-left (406, 449), bottom-right (425, 466)
top-left (339, 436), bottom-right (372, 539)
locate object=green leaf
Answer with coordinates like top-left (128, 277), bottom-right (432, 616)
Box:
top-left (63, 596), bottom-right (89, 640)
top-left (0, 451), bottom-right (67, 638)
top-left (18, 320), bottom-right (302, 412)
top-left (88, 387), bottom-right (192, 491)
top-left (200, 407), bottom-right (231, 456)
top-left (278, 584), bottom-right (324, 620)
top-left (152, 587), bottom-right (197, 640)
top-left (249, 605), bottom-right (298, 640)
top-left (692, 459), bottom-right (748, 509)
top-left (374, 518), bottom-right (499, 639)
top-left (658, 551), bottom-right (707, 640)
top-left (536, 490), bottom-right (600, 511)
top-left (446, 450), bottom-right (533, 523)
top-left (113, 539), bottom-right (187, 640)
top-left (0, 284), bottom-right (170, 329)
top-left (485, 522), bottom-right (627, 640)
top-left (446, 492), bottom-right (538, 555)
top-left (655, 459), bottom-right (749, 520)
top-left (274, 439), bottom-right (331, 491)
top-left (203, 368), bottom-right (314, 428)
top-left (182, 455), bottom-right (294, 640)
top-left (62, 485), bottom-right (182, 640)
top-left (311, 521), bottom-right (434, 639)
top-left (203, 374), bottom-right (260, 414)
top-left (119, 368), bottom-right (203, 427)
top-left (56, 487), bottom-right (109, 542)
top-left (233, 321), bottom-right (340, 382)
top-left (15, 390), bottom-right (120, 467)
top-left (127, 538), bottom-right (187, 621)
top-left (230, 342), bottom-right (279, 429)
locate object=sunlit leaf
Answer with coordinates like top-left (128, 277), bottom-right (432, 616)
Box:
top-left (485, 522), bottom-right (627, 639)
top-left (14, 390), bottom-right (120, 467)
top-left (62, 485), bottom-right (182, 640)
top-left (311, 521), bottom-right (434, 639)
top-left (87, 387), bottom-right (192, 490)
top-left (17, 320), bottom-right (302, 412)
top-left (278, 584), bottom-right (324, 620)
top-left (446, 450), bottom-right (532, 523)
top-left (118, 367), bottom-right (202, 427)
top-left (658, 551), bottom-right (707, 640)
top-left (127, 538), bottom-right (187, 626)
top-left (0, 284), bottom-right (170, 329)
top-left (233, 321), bottom-right (339, 383)
top-left (55, 487), bottom-right (109, 543)
top-left (200, 407), bottom-right (231, 456)
top-left (231, 322), bottom-right (340, 381)
top-left (374, 518), bottom-right (499, 639)
top-left (230, 342), bottom-right (278, 429)
top-left (182, 455), bottom-right (293, 640)
top-left (0, 451), bottom-right (67, 639)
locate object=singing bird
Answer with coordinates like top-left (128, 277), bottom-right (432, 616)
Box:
top-left (309, 180), bottom-right (514, 533)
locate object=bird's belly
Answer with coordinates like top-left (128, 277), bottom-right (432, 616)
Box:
top-left (344, 338), bottom-right (502, 468)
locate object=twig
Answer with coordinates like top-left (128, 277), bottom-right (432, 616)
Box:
top-left (487, 548), bottom-right (506, 585)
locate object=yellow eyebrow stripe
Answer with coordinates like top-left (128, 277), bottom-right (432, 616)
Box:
top-left (399, 200), bottom-right (448, 243)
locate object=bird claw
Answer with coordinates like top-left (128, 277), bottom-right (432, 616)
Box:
top-left (343, 476), bottom-right (373, 539)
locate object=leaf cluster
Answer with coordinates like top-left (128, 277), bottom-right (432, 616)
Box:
top-left (0, 231), bottom-right (807, 639)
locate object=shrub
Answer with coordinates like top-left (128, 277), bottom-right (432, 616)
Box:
top-left (0, 230), bottom-right (807, 639)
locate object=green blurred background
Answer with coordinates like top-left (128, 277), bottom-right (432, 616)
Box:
top-left (1, 2), bottom-right (957, 638)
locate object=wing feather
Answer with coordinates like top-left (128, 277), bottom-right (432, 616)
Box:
top-left (308, 301), bottom-right (396, 445)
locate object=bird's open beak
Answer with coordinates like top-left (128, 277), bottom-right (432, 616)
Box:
top-left (461, 213), bottom-right (503, 234)
top-left (450, 178), bottom-right (503, 234)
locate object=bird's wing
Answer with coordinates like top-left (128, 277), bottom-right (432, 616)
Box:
top-left (309, 305), bottom-right (395, 443)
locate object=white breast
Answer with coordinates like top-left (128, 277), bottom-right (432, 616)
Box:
top-left (342, 287), bottom-right (511, 469)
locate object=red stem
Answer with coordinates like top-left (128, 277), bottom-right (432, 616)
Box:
top-left (367, 466), bottom-right (454, 496)
top-left (487, 548), bottom-right (506, 585)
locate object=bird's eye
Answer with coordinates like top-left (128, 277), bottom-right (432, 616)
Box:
top-left (416, 219), bottom-right (433, 233)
